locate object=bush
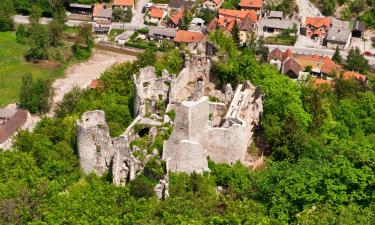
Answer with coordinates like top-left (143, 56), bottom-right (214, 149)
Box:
top-left (129, 174), bottom-right (157, 198)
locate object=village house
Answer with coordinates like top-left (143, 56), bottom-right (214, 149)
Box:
top-left (239, 0), bottom-right (263, 16)
top-left (174, 30), bottom-right (205, 44)
top-left (208, 9), bottom-right (257, 43)
top-left (302, 17), bottom-right (331, 39)
top-left (351, 20), bottom-right (365, 38)
top-left (0, 109), bottom-right (29, 149)
top-left (93, 20), bottom-right (111, 34)
top-left (147, 7), bottom-right (166, 25)
top-left (148, 26), bottom-right (177, 42)
top-left (268, 48), bottom-right (341, 79)
top-left (325, 19), bottom-right (352, 50)
top-left (168, 0), bottom-right (195, 11)
top-left (189, 18), bottom-right (206, 32)
top-left (167, 8), bottom-right (184, 27)
top-left (112, 0), bottom-right (134, 11)
top-left (68, 3), bottom-right (93, 15)
top-left (92, 3), bottom-right (113, 21)
top-left (343, 71), bottom-right (368, 86)
top-left (267, 10), bottom-right (283, 20)
top-left (259, 18), bottom-right (298, 37)
top-left (201, 0), bottom-right (224, 10)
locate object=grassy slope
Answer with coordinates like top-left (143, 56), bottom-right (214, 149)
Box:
top-left (0, 32), bottom-right (64, 107)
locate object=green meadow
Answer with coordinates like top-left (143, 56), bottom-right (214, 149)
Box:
top-left (0, 32), bottom-right (65, 107)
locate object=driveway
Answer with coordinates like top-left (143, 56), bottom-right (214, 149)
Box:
top-left (51, 50), bottom-right (136, 113)
top-left (295, 0), bottom-right (322, 23)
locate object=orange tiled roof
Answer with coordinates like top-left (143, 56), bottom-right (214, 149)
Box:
top-left (113, 0), bottom-right (134, 6)
top-left (218, 9), bottom-right (257, 22)
top-left (239, 0), bottom-right (263, 8)
top-left (88, 79), bottom-right (99, 89)
top-left (174, 30), bottom-right (205, 43)
top-left (149, 7), bottom-right (164, 18)
top-left (312, 78), bottom-right (334, 86)
top-left (170, 8), bottom-right (184, 25)
top-left (305, 17), bottom-right (330, 28)
top-left (93, 3), bottom-right (104, 17)
top-left (343, 71), bottom-right (367, 82)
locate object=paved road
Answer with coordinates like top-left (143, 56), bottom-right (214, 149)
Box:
top-left (267, 45), bottom-right (375, 67)
top-left (14, 14), bottom-right (147, 30)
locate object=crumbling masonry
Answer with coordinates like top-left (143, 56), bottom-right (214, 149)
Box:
top-left (77, 110), bottom-right (142, 186)
top-left (77, 43), bottom-right (263, 189)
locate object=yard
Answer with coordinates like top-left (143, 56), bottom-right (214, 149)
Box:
top-left (264, 35), bottom-right (297, 46)
top-left (0, 32), bottom-right (65, 107)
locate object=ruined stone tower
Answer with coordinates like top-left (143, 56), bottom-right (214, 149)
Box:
top-left (76, 110), bottom-right (141, 185)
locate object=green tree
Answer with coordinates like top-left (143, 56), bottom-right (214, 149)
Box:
top-left (26, 24), bottom-right (50, 61)
top-left (0, 0), bottom-right (15, 31)
top-left (72, 23), bottom-right (94, 59)
top-left (48, 0), bottom-right (67, 46)
top-left (345, 47), bottom-right (369, 73)
top-left (332, 46), bottom-right (342, 64)
top-left (232, 20), bottom-right (240, 47)
top-left (16, 24), bottom-right (29, 44)
top-left (29, 4), bottom-right (43, 25)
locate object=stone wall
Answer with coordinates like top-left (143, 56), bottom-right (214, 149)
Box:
top-left (77, 110), bottom-right (141, 186)
top-left (133, 67), bottom-right (172, 116)
top-left (162, 81), bottom-right (263, 173)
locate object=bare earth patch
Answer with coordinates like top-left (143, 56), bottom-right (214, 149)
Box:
top-left (51, 50), bottom-right (136, 111)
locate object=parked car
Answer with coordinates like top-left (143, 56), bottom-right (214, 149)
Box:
top-left (363, 51), bottom-right (374, 57)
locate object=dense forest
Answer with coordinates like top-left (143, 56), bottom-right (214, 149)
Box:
top-left (1, 25), bottom-right (374, 224)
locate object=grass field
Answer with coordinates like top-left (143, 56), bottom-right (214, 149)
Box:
top-left (0, 32), bottom-right (65, 107)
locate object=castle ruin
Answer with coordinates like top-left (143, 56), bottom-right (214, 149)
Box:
top-left (77, 43), bottom-right (263, 190)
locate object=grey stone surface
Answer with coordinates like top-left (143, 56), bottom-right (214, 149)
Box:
top-left (77, 110), bottom-right (142, 186)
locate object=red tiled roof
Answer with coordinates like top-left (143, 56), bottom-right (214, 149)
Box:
top-left (268, 48), bottom-right (293, 61)
top-left (170, 8), bottom-right (184, 25)
top-left (88, 79), bottom-right (99, 89)
top-left (93, 3), bottom-right (104, 17)
top-left (0, 110), bottom-right (28, 144)
top-left (207, 17), bottom-right (236, 32)
top-left (218, 9), bottom-right (257, 22)
top-left (174, 30), bottom-right (205, 43)
top-left (305, 17), bottom-right (330, 28)
top-left (343, 71), bottom-right (367, 82)
top-left (113, 0), bottom-right (134, 6)
top-left (239, 0), bottom-right (263, 8)
top-left (311, 78), bottom-right (334, 87)
top-left (149, 7), bottom-right (165, 18)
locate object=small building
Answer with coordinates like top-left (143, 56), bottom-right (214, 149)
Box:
top-left (148, 26), bottom-right (177, 42)
top-left (304, 17), bottom-right (331, 39)
top-left (174, 30), bottom-right (205, 43)
top-left (112, 0), bottom-right (135, 10)
top-left (93, 20), bottom-right (111, 34)
top-left (189, 18), bottom-right (206, 32)
top-left (281, 58), bottom-right (302, 79)
top-left (326, 19), bottom-right (352, 50)
top-left (239, 0), bottom-right (263, 15)
top-left (201, 0), bottom-right (224, 10)
top-left (167, 8), bottom-right (184, 27)
top-left (147, 7), bottom-right (166, 24)
top-left (261, 18), bottom-right (298, 36)
top-left (351, 20), bottom-right (365, 38)
top-left (115, 30), bottom-right (134, 44)
top-left (69, 3), bottom-right (93, 15)
top-left (93, 3), bottom-right (112, 21)
top-left (168, 0), bottom-right (195, 11)
top-left (0, 109), bottom-right (29, 149)
top-left (343, 71), bottom-right (368, 86)
top-left (268, 10), bottom-right (283, 20)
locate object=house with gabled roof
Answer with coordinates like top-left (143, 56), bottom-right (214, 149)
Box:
top-left (93, 3), bottom-right (113, 21)
top-left (239, 0), bottom-right (263, 15)
top-left (342, 71), bottom-right (368, 86)
top-left (202, 0), bottom-right (224, 10)
top-left (147, 7), bottom-right (166, 24)
top-left (167, 8), bottom-right (184, 27)
top-left (113, 0), bottom-right (134, 10)
top-left (303, 17), bottom-right (331, 39)
top-left (174, 30), bottom-right (205, 43)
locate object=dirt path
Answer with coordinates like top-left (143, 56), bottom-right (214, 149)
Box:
top-left (296, 0), bottom-right (322, 23)
top-left (51, 50), bottom-right (136, 112)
